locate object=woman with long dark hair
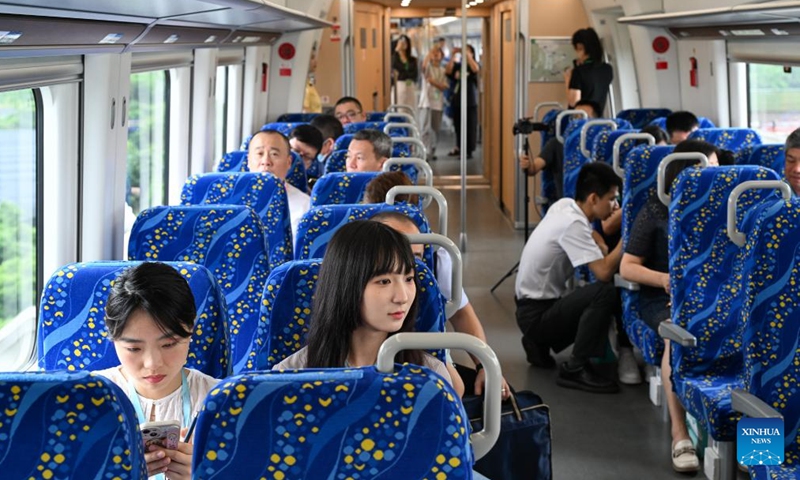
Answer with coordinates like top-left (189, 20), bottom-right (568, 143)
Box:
top-left (392, 34), bottom-right (419, 116)
top-left (566, 28), bottom-right (614, 113)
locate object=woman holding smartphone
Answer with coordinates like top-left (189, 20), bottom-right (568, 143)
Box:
top-left (94, 262), bottom-right (220, 480)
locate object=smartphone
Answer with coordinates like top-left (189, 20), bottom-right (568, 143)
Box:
top-left (140, 420), bottom-right (180, 450)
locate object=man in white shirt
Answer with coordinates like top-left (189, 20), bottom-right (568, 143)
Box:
top-left (346, 129), bottom-right (392, 173)
top-left (247, 129), bottom-right (310, 240)
top-left (515, 162), bottom-right (623, 393)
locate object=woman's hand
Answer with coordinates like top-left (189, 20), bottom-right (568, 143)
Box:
top-left (661, 273), bottom-right (671, 295)
top-left (145, 445), bottom-right (171, 477)
top-left (163, 427), bottom-right (194, 480)
top-left (473, 368), bottom-right (511, 400)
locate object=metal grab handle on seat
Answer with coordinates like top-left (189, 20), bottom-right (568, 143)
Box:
top-left (406, 233), bottom-right (462, 319)
top-left (376, 332), bottom-right (502, 460)
top-left (388, 104), bottom-right (414, 115)
top-left (387, 186), bottom-right (447, 236)
top-left (726, 180), bottom-right (792, 247)
top-left (656, 152), bottom-right (709, 206)
top-left (390, 136), bottom-right (427, 159)
top-left (384, 122), bottom-right (421, 138)
top-left (580, 119), bottom-right (617, 159)
top-left (383, 112), bottom-right (416, 125)
top-left (533, 101), bottom-right (562, 122)
top-left (555, 109), bottom-right (589, 144)
top-left (612, 133), bottom-right (655, 178)
top-left (383, 157), bottom-right (433, 190)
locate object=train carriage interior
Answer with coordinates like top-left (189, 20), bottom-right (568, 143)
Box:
top-left (1, 0), bottom-right (799, 479)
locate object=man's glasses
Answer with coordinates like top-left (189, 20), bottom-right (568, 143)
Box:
top-left (336, 110), bottom-right (362, 121)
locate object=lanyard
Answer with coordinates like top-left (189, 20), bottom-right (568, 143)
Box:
top-left (127, 369), bottom-right (192, 429)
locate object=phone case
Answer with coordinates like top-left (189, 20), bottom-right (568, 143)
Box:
top-left (140, 420), bottom-right (180, 450)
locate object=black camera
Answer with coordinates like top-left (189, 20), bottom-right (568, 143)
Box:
top-left (513, 118), bottom-right (550, 136)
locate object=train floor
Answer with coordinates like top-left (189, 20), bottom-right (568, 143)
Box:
top-left (425, 132), bottom-right (745, 479)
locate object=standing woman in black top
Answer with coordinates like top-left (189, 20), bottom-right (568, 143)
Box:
top-left (392, 34), bottom-right (419, 117)
top-left (566, 28), bottom-right (613, 114)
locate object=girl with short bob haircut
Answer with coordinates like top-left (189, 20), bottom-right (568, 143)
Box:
top-left (273, 220), bottom-right (452, 384)
top-left (95, 262), bottom-right (219, 480)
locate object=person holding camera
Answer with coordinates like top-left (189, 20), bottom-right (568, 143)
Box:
top-left (565, 28), bottom-right (613, 113)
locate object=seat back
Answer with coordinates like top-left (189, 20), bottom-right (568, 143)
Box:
top-left (688, 128), bottom-right (763, 164)
top-left (741, 143), bottom-right (785, 174)
top-left (591, 129), bottom-right (636, 165)
top-left (739, 197), bottom-right (800, 465)
top-left (344, 121), bottom-right (387, 134)
top-left (539, 108), bottom-right (561, 150)
top-left (244, 258), bottom-right (446, 370)
top-left (334, 133), bottom-right (354, 151)
top-left (260, 122), bottom-right (308, 135)
top-left (295, 203), bottom-right (435, 271)
top-left (181, 172), bottom-right (293, 268)
top-left (128, 205), bottom-right (270, 374)
top-left (38, 261), bottom-right (230, 377)
top-left (217, 150), bottom-right (248, 172)
top-left (276, 113), bottom-right (320, 122)
top-left (286, 151), bottom-right (309, 193)
top-left (616, 108), bottom-right (672, 129)
top-left (324, 149), bottom-right (348, 174)
top-left (192, 365), bottom-right (471, 479)
top-left (0, 370), bottom-right (146, 479)
top-left (309, 172), bottom-right (380, 207)
top-left (562, 118), bottom-right (632, 199)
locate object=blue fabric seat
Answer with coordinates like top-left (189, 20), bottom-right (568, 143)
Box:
top-left (688, 128), bottom-right (763, 164)
top-left (191, 365), bottom-right (472, 479)
top-left (344, 121), bottom-right (410, 137)
top-left (260, 122), bottom-right (308, 135)
top-left (128, 205), bottom-right (270, 374)
top-left (243, 258), bottom-right (446, 371)
top-left (537, 108), bottom-right (566, 212)
top-left (217, 150), bottom-right (247, 172)
top-left (0, 370), bottom-right (147, 479)
top-left (38, 261), bottom-right (230, 378)
top-left (591, 129), bottom-right (637, 165)
top-left (366, 112), bottom-right (413, 123)
top-left (181, 172), bottom-right (293, 269)
top-left (334, 133), bottom-right (354, 151)
top-left (324, 149), bottom-right (348, 174)
top-left (309, 172), bottom-right (380, 207)
top-left (741, 144), bottom-right (785, 174)
top-left (669, 166), bottom-right (781, 441)
top-left (276, 113), bottom-right (319, 122)
top-left (738, 198), bottom-right (800, 479)
top-left (616, 108), bottom-right (672, 129)
top-left (295, 203), bottom-right (436, 272)
top-left (562, 118), bottom-right (632, 199)
top-left (618, 145), bottom-right (675, 365)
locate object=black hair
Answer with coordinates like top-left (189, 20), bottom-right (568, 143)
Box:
top-left (395, 34), bottom-right (415, 60)
top-left (664, 139), bottom-right (720, 193)
top-left (306, 221), bottom-right (423, 368)
top-left (252, 129), bottom-right (291, 153)
top-left (105, 262), bottom-right (196, 340)
top-left (665, 111), bottom-right (699, 137)
top-left (352, 129), bottom-right (393, 160)
top-left (362, 171), bottom-right (418, 204)
top-left (718, 149), bottom-right (735, 166)
top-left (334, 96), bottom-right (363, 111)
top-left (571, 28), bottom-right (604, 62)
top-left (640, 125), bottom-right (669, 145)
top-left (290, 124), bottom-right (324, 156)
top-left (309, 114), bottom-right (344, 142)
top-left (575, 99), bottom-right (602, 118)
top-left (575, 162), bottom-right (622, 202)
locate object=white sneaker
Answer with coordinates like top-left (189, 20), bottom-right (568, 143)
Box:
top-left (617, 347), bottom-right (642, 385)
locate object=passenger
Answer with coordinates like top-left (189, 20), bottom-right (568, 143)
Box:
top-left (718, 148), bottom-right (735, 166)
top-left (333, 96), bottom-right (367, 126)
top-left (665, 111), bottom-right (699, 144)
top-left (518, 99), bottom-right (601, 201)
top-left (272, 220), bottom-right (463, 397)
top-left (361, 171), bottom-right (419, 205)
top-left (247, 129), bottom-right (310, 239)
top-left (446, 44), bottom-right (480, 159)
top-left (419, 46), bottom-right (448, 161)
top-left (371, 211), bottom-right (511, 399)
top-left (619, 139), bottom-right (719, 473)
top-left (309, 113), bottom-right (344, 163)
top-left (392, 34), bottom-right (419, 117)
top-left (346, 129), bottom-right (392, 173)
top-left (94, 262), bottom-right (219, 480)
top-left (785, 127), bottom-right (800, 196)
top-left (289, 124), bottom-right (324, 181)
top-left (640, 125), bottom-right (669, 145)
top-left (515, 162), bottom-right (623, 394)
top-left (566, 28), bottom-right (614, 113)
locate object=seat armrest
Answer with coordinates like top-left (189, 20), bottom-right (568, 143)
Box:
top-left (658, 321), bottom-right (697, 347)
top-left (614, 273), bottom-right (640, 291)
top-left (732, 389), bottom-right (783, 419)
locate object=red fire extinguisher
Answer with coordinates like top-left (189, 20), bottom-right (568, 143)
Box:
top-left (690, 57), bottom-right (698, 87)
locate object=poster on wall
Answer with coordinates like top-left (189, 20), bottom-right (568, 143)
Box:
top-left (529, 37), bottom-right (574, 83)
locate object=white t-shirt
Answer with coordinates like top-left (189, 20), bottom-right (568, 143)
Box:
top-left (419, 64), bottom-right (446, 111)
top-left (272, 346), bottom-right (453, 386)
top-left (94, 366), bottom-right (219, 427)
top-left (515, 198), bottom-right (603, 300)
top-left (435, 248), bottom-right (469, 318)
top-left (285, 182), bottom-right (311, 241)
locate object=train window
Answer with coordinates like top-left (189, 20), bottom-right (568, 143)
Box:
top-left (748, 63), bottom-right (800, 143)
top-left (0, 88), bottom-right (39, 370)
top-left (214, 65), bottom-right (229, 161)
top-left (126, 70), bottom-right (169, 222)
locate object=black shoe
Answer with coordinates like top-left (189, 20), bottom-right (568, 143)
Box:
top-left (522, 337), bottom-right (555, 369)
top-left (556, 362), bottom-right (620, 393)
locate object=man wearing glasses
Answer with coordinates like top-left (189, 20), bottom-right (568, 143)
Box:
top-left (334, 96), bottom-right (367, 126)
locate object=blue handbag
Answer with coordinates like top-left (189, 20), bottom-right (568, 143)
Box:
top-left (463, 389), bottom-right (553, 480)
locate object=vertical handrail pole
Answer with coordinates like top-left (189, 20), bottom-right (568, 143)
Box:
top-left (460, 0), bottom-right (468, 252)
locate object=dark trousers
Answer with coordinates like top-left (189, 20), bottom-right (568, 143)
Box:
top-left (453, 105), bottom-right (478, 155)
top-left (515, 281), bottom-right (622, 362)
